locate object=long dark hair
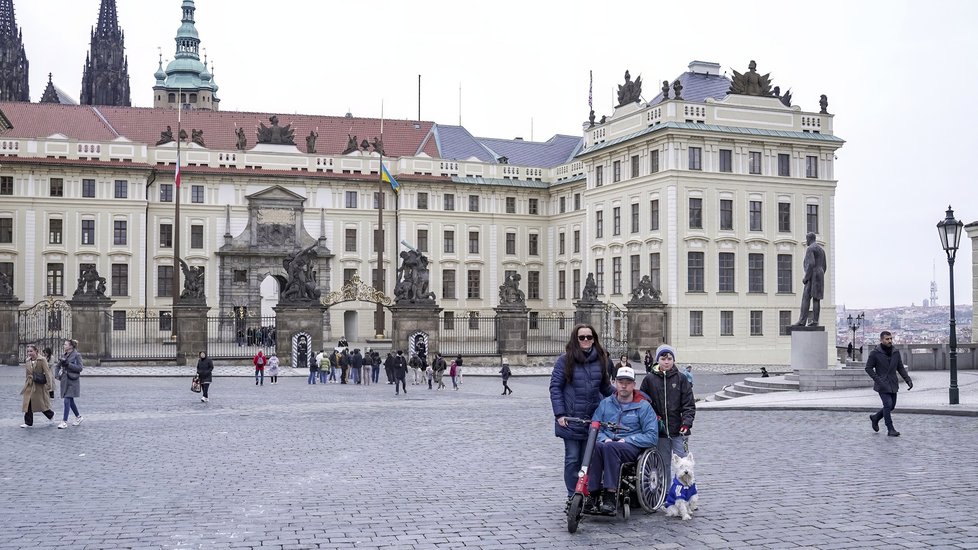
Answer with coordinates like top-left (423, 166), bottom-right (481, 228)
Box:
top-left (563, 323), bottom-right (610, 387)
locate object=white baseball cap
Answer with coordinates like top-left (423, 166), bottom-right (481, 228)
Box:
top-left (616, 366), bottom-right (636, 380)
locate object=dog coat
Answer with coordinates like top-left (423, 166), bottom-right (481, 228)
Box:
top-left (665, 477), bottom-right (698, 507)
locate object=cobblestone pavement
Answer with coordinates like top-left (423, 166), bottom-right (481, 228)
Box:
top-left (2, 371), bottom-right (976, 549)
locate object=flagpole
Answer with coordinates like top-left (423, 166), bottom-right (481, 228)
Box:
top-left (375, 102), bottom-right (386, 338)
top-left (171, 89), bottom-right (183, 340)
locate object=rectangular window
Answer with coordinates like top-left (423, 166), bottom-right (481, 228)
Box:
top-left (82, 178), bottom-right (96, 198)
top-left (0, 218), bottom-right (11, 243)
top-left (689, 311), bottom-right (703, 336)
top-left (343, 268), bottom-right (357, 285)
top-left (114, 180), bottom-right (128, 199)
top-left (778, 153), bottom-right (791, 176)
top-left (417, 229), bottom-right (428, 253)
top-left (506, 196), bottom-right (516, 214)
top-left (749, 151), bottom-right (762, 174)
top-left (688, 252), bottom-right (704, 292)
top-left (468, 195), bottom-right (479, 212)
top-left (529, 234), bottom-right (539, 256)
top-left (113, 310), bottom-right (127, 331)
top-left (443, 230), bottom-right (455, 253)
top-left (573, 230), bottom-right (581, 253)
top-left (778, 203), bottom-right (791, 232)
top-left (807, 204), bottom-right (819, 234)
top-left (750, 310), bottom-right (763, 336)
top-left (0, 176), bottom-right (13, 195)
top-left (595, 259), bottom-right (604, 295)
top-left (780, 311), bottom-right (792, 336)
top-left (373, 191), bottom-right (384, 209)
top-left (468, 231), bottom-right (479, 254)
top-left (111, 263), bottom-right (128, 296)
top-left (49, 219), bottom-right (63, 245)
top-left (630, 254), bottom-right (640, 293)
top-left (467, 270), bottom-right (480, 299)
top-left (558, 232), bottom-right (565, 255)
top-left (160, 223), bottom-right (173, 248)
top-left (50, 178), bottom-right (64, 197)
top-left (613, 160), bottom-right (621, 182)
top-left (630, 203), bottom-right (639, 234)
top-left (47, 263), bottom-right (64, 296)
top-left (345, 191), bottom-right (358, 208)
top-left (160, 183), bottom-right (173, 202)
top-left (689, 147), bottom-right (702, 170)
top-left (81, 220), bottom-right (95, 245)
top-left (572, 269), bottom-right (581, 300)
top-left (443, 311), bottom-right (455, 330)
top-left (157, 265), bottom-right (173, 297)
top-left (649, 253), bottom-right (660, 291)
top-left (749, 253), bottom-right (764, 293)
top-left (720, 199), bottom-right (733, 230)
top-left (650, 199), bottom-right (659, 230)
top-left (720, 311), bottom-right (734, 336)
top-left (444, 194), bottom-right (455, 211)
top-left (649, 150), bottom-right (659, 173)
top-left (558, 270), bottom-right (566, 300)
top-left (806, 156), bottom-right (818, 178)
top-left (719, 149), bottom-right (733, 172)
top-left (113, 220), bottom-right (127, 245)
top-left (505, 232), bottom-right (515, 255)
top-left (595, 165), bottom-right (603, 186)
top-left (719, 252), bottom-right (735, 292)
top-left (528, 198), bottom-right (538, 215)
top-left (559, 197), bottom-right (566, 214)
top-left (528, 271), bottom-right (540, 300)
top-left (190, 224), bottom-right (203, 249)
top-left (777, 254), bottom-right (793, 293)
top-left (529, 311), bottom-right (539, 330)
top-left (443, 269), bottom-right (456, 299)
top-left (749, 201), bottom-right (763, 231)
top-left (596, 210), bottom-right (604, 238)
top-left (612, 257), bottom-right (622, 295)
top-left (689, 198), bottom-right (703, 229)
top-left (612, 207), bottom-right (621, 236)
top-left (631, 155), bottom-right (640, 179)
top-left (191, 184), bottom-right (204, 203)
top-left (574, 193), bottom-right (581, 211)
top-left (233, 269), bottom-right (247, 283)
top-left (159, 311), bottom-right (172, 332)
top-left (417, 192), bottom-right (429, 210)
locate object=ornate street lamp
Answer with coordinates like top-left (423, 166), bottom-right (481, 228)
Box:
top-left (846, 312), bottom-right (863, 360)
top-left (937, 205), bottom-right (963, 405)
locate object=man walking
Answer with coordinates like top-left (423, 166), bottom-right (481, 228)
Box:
top-left (393, 350), bottom-right (408, 395)
top-left (865, 331), bottom-right (913, 436)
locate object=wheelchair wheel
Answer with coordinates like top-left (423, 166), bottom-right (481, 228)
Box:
top-left (621, 498), bottom-right (631, 520)
top-left (635, 448), bottom-right (666, 513)
top-left (567, 494), bottom-right (583, 533)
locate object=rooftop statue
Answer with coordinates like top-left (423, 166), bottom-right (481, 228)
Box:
top-left (820, 94), bottom-right (829, 114)
top-left (672, 79), bottom-right (683, 101)
top-left (616, 70), bottom-right (643, 107)
top-left (235, 127), bottom-right (247, 150)
top-left (728, 60), bottom-right (773, 96)
top-left (156, 125), bottom-right (174, 146)
top-left (306, 130), bottom-right (318, 154)
top-left (342, 134), bottom-right (359, 155)
top-left (257, 115), bottom-right (296, 145)
top-left (371, 136), bottom-right (385, 156)
top-left (191, 128), bottom-right (205, 147)
top-left (661, 80), bottom-right (670, 100)
top-left (178, 128), bottom-right (188, 142)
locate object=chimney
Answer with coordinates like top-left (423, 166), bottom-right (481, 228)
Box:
top-left (688, 60), bottom-right (720, 75)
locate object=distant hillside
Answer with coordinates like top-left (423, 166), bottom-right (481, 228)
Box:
top-left (835, 305), bottom-right (972, 346)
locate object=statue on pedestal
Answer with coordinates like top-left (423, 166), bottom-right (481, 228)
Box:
top-left (156, 125), bottom-right (174, 146)
top-left (73, 266), bottom-right (107, 299)
top-left (794, 232), bottom-right (826, 327)
top-left (628, 275), bottom-right (662, 304)
top-left (0, 271), bottom-right (12, 298)
top-left (729, 60), bottom-right (773, 96)
top-left (257, 116), bottom-right (296, 145)
top-left (281, 242), bottom-right (321, 303)
top-left (616, 70), bottom-right (643, 106)
top-left (498, 273), bottom-right (525, 305)
top-left (581, 272), bottom-right (599, 303)
top-left (179, 258), bottom-right (206, 302)
top-left (394, 244), bottom-right (436, 304)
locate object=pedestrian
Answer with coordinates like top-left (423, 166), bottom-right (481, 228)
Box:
top-left (43, 346), bottom-right (54, 363)
top-left (327, 349), bottom-right (339, 383)
top-left (196, 350), bottom-right (214, 402)
top-left (307, 349), bottom-right (319, 384)
top-left (500, 362), bottom-right (513, 395)
top-left (639, 344), bottom-right (696, 484)
top-left (847, 341), bottom-right (854, 361)
top-left (612, 354), bottom-right (629, 379)
top-left (549, 324), bottom-right (615, 504)
top-left (371, 351), bottom-right (381, 384)
top-left (351, 348), bottom-right (363, 385)
top-left (643, 349), bottom-right (653, 371)
top-left (384, 352), bottom-right (395, 384)
top-left (316, 348), bottom-right (327, 384)
top-left (393, 350), bottom-right (408, 395)
top-left (267, 354), bottom-right (280, 384)
top-left (433, 353), bottom-right (448, 390)
top-left (253, 350), bottom-right (266, 386)
top-left (20, 344), bottom-right (56, 428)
top-left (361, 349), bottom-right (372, 386)
top-left (760, 366), bottom-right (770, 378)
top-left (425, 363), bottom-right (434, 389)
top-left (865, 330), bottom-right (913, 437)
top-left (450, 359), bottom-right (459, 390)
top-left (455, 354), bottom-right (464, 385)
top-left (339, 349), bottom-right (350, 384)
top-left (55, 339), bottom-right (84, 429)
top-left (683, 365), bottom-right (693, 385)
top-left (409, 353), bottom-right (423, 385)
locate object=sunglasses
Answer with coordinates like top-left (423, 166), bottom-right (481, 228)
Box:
top-left (577, 334), bottom-right (594, 341)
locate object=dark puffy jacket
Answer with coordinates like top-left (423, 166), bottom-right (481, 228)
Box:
top-left (639, 365), bottom-right (696, 437)
top-left (351, 352), bottom-right (363, 369)
top-left (549, 348), bottom-right (615, 440)
top-left (865, 345), bottom-right (911, 393)
top-left (196, 357), bottom-right (214, 384)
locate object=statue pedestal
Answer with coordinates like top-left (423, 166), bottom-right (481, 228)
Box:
top-left (67, 297), bottom-right (115, 365)
top-left (174, 302), bottom-right (210, 366)
top-left (0, 299), bottom-right (23, 365)
top-left (391, 303), bottom-right (442, 355)
top-left (789, 326), bottom-right (828, 370)
top-left (574, 301), bottom-right (604, 332)
top-left (495, 305), bottom-right (529, 366)
top-left (274, 302), bottom-right (326, 367)
top-left (626, 302), bottom-right (666, 361)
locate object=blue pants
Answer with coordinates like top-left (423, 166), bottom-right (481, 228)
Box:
top-left (587, 441), bottom-right (641, 492)
top-left (255, 370), bottom-right (264, 385)
top-left (351, 367), bottom-right (360, 384)
top-left (62, 397), bottom-right (79, 421)
top-left (874, 392), bottom-right (898, 429)
top-left (658, 435), bottom-right (688, 483)
top-left (371, 365), bottom-right (380, 383)
top-left (318, 370), bottom-right (327, 384)
top-left (307, 371), bottom-right (317, 384)
top-left (562, 438), bottom-right (588, 497)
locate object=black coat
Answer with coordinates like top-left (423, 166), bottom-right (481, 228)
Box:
top-left (392, 355), bottom-right (408, 378)
top-left (351, 352), bottom-right (364, 369)
top-left (639, 365), bottom-right (696, 437)
top-left (865, 345), bottom-right (911, 393)
top-left (196, 357), bottom-right (214, 384)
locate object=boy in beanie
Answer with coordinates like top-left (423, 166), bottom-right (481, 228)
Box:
top-left (639, 343), bottom-right (695, 485)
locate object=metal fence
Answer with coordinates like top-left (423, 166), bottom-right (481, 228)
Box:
top-left (527, 314), bottom-right (572, 356)
top-left (206, 315), bottom-right (277, 359)
top-left (438, 314), bottom-right (497, 356)
top-left (109, 311), bottom-right (178, 360)
top-left (17, 300), bottom-right (72, 361)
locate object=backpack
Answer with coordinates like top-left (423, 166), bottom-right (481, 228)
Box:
top-left (257, 356), bottom-right (265, 366)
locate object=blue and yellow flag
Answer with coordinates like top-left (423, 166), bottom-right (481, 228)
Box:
top-left (381, 164), bottom-right (400, 194)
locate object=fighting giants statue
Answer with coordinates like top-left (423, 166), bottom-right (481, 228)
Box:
top-left (580, 272), bottom-right (599, 303)
top-left (0, 271), bottom-right (12, 298)
top-left (73, 266), bottom-right (107, 299)
top-left (628, 275), bottom-right (662, 305)
top-left (281, 242), bottom-right (321, 303)
top-left (394, 243), bottom-right (436, 305)
top-left (794, 232), bottom-right (826, 327)
top-left (178, 259), bottom-right (206, 302)
top-left (498, 273), bottom-right (526, 305)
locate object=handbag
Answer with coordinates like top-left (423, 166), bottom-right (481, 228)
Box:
top-left (32, 370), bottom-right (47, 385)
top-left (191, 375), bottom-right (202, 393)
top-left (66, 370), bottom-right (80, 381)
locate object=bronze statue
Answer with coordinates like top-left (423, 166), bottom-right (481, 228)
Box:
top-left (0, 271), bottom-right (12, 298)
top-left (819, 94), bottom-right (829, 114)
top-left (281, 242), bottom-right (321, 302)
top-left (394, 245), bottom-right (436, 304)
top-left (370, 136), bottom-right (385, 156)
top-left (235, 127), bottom-right (247, 150)
top-left (305, 130), bottom-right (318, 154)
top-left (581, 272), bottom-right (599, 302)
top-left (156, 125), bottom-right (174, 146)
top-left (342, 134), bottom-right (358, 155)
top-left (73, 266), bottom-right (107, 298)
top-left (672, 79), bottom-right (683, 100)
top-left (794, 232), bottom-right (826, 327)
top-left (661, 80), bottom-right (670, 100)
top-left (616, 70), bottom-right (643, 106)
top-left (629, 275), bottom-right (661, 304)
top-left (498, 273), bottom-right (526, 305)
top-left (179, 258), bottom-right (206, 301)
top-left (191, 129), bottom-right (205, 147)
top-left (257, 115), bottom-right (296, 145)
top-left (729, 60), bottom-right (773, 96)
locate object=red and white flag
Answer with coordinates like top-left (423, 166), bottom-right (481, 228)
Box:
top-left (175, 160), bottom-right (181, 188)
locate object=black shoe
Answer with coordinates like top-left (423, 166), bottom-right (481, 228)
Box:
top-left (887, 429), bottom-right (901, 437)
top-left (598, 492), bottom-right (617, 514)
top-left (584, 492), bottom-right (600, 513)
top-left (870, 414), bottom-right (880, 433)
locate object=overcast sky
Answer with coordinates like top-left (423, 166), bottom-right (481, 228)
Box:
top-left (13, 0), bottom-right (978, 309)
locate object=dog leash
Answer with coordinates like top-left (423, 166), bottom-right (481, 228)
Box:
top-left (683, 436), bottom-right (689, 455)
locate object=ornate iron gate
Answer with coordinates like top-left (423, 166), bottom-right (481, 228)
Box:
top-left (603, 303), bottom-right (628, 359)
top-left (17, 299), bottom-right (72, 360)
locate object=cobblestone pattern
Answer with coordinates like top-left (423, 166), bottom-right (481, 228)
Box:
top-left (1, 372), bottom-right (975, 549)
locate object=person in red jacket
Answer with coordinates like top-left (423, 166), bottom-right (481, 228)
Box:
top-left (253, 350), bottom-right (267, 386)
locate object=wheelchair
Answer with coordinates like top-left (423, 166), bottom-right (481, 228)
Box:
top-left (564, 418), bottom-right (667, 533)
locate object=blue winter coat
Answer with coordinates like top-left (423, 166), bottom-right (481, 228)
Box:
top-left (550, 348), bottom-right (615, 440)
top-left (592, 392), bottom-right (659, 449)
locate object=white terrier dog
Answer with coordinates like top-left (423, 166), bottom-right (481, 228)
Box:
top-left (664, 452), bottom-right (698, 520)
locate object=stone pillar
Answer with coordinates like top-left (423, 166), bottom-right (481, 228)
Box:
top-left (574, 301), bottom-right (604, 332)
top-left (789, 325), bottom-right (829, 370)
top-left (495, 304), bottom-right (529, 366)
top-left (174, 303), bottom-right (210, 366)
top-left (391, 304), bottom-right (442, 355)
top-left (274, 302), bottom-right (326, 367)
top-left (626, 303), bottom-right (666, 361)
top-left (67, 297), bottom-right (115, 366)
top-left (0, 298), bottom-right (23, 365)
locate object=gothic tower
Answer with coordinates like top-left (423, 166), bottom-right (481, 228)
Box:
top-left (80, 0), bottom-right (131, 106)
top-left (0, 0), bottom-right (29, 102)
top-left (153, 0), bottom-right (219, 111)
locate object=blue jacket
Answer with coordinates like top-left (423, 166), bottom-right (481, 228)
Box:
top-left (550, 348), bottom-right (614, 440)
top-left (592, 393), bottom-right (658, 449)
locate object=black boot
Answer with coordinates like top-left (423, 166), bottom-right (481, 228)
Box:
top-left (599, 491), bottom-right (617, 514)
top-left (887, 428), bottom-right (901, 437)
top-left (870, 414), bottom-right (880, 433)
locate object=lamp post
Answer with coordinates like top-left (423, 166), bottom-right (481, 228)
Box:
top-left (937, 205), bottom-right (963, 405)
top-left (846, 312), bottom-right (863, 360)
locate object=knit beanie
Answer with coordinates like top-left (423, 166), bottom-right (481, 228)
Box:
top-left (655, 344), bottom-right (676, 363)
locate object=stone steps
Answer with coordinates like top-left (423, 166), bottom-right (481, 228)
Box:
top-left (706, 374), bottom-right (799, 401)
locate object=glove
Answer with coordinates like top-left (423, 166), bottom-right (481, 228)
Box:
top-left (906, 379), bottom-right (913, 390)
top-left (679, 425), bottom-right (690, 436)
top-left (49, 391), bottom-right (55, 399)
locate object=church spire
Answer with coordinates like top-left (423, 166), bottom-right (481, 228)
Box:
top-left (153, 0), bottom-right (219, 111)
top-left (80, 0), bottom-right (131, 106)
top-left (0, 0), bottom-right (30, 102)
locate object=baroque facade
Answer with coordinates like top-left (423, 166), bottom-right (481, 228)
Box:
top-left (0, 60), bottom-right (843, 365)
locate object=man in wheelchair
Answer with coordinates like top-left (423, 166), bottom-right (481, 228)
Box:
top-left (586, 366), bottom-right (659, 514)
